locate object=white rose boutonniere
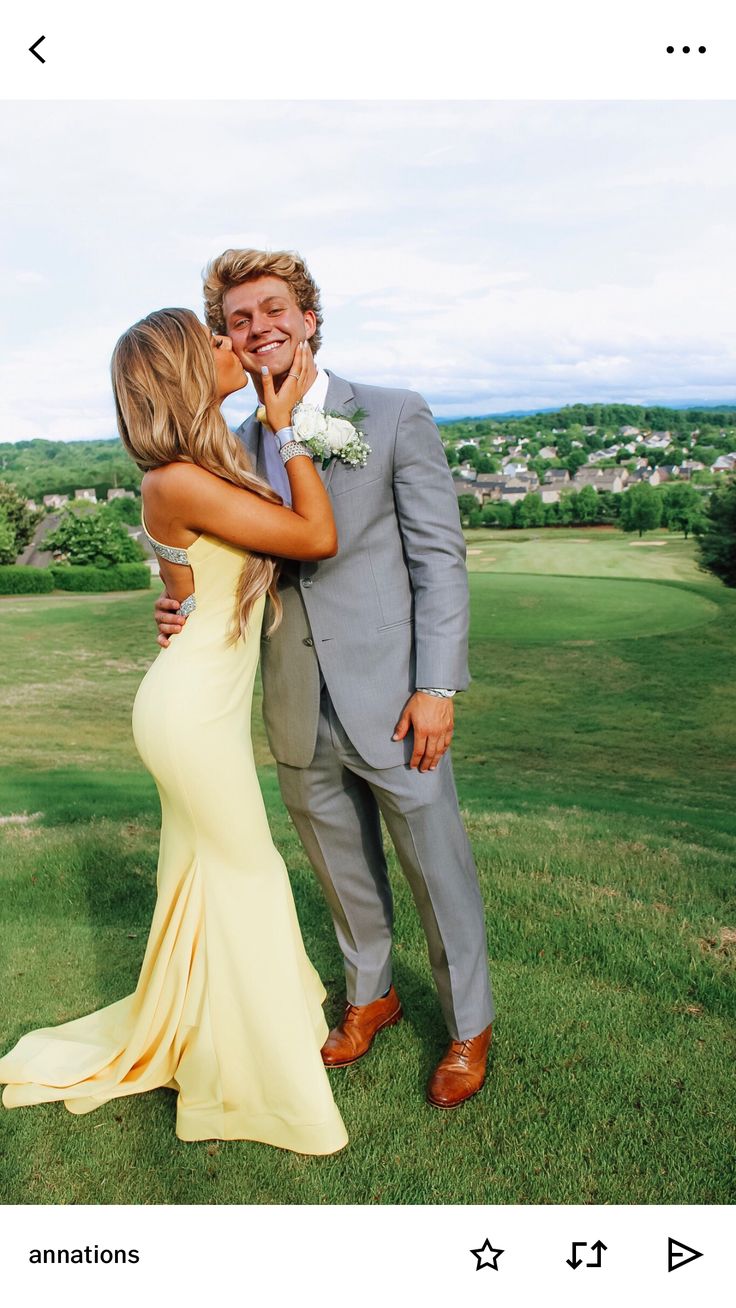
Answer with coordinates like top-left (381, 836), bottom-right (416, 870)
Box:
top-left (292, 403), bottom-right (371, 470)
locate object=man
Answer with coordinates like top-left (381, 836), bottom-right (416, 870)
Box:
top-left (156, 249), bottom-right (495, 1107)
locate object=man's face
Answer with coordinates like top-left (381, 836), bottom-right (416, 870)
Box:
top-left (223, 276), bottom-right (316, 384)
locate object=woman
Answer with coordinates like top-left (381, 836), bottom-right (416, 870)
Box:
top-left (0, 308), bottom-right (348, 1155)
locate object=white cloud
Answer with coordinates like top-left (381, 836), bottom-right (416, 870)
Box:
top-left (2, 101), bottom-right (736, 438)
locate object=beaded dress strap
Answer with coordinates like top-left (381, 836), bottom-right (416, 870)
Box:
top-left (141, 512), bottom-right (196, 616)
top-left (147, 537), bottom-right (190, 565)
top-left (141, 509), bottom-right (190, 564)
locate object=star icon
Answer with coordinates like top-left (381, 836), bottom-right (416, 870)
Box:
top-left (470, 1237), bottom-right (505, 1270)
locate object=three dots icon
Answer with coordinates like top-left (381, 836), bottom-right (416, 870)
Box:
top-left (666, 45), bottom-right (706, 53)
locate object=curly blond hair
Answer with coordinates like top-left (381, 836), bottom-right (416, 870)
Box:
top-left (202, 248), bottom-right (323, 354)
top-left (111, 307), bottom-right (282, 639)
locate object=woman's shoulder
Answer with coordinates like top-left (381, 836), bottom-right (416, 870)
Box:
top-left (142, 462), bottom-right (216, 503)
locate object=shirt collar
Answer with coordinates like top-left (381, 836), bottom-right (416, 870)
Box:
top-left (302, 366), bottom-right (330, 410)
top-left (252, 366), bottom-right (330, 422)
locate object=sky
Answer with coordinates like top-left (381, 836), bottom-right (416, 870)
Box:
top-left (1, 100), bottom-right (736, 442)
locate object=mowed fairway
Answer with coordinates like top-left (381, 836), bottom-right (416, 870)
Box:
top-left (0, 528), bottom-right (734, 1205)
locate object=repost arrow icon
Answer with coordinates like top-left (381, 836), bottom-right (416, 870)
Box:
top-left (29, 36), bottom-right (46, 63)
top-left (668, 1237), bottom-right (704, 1273)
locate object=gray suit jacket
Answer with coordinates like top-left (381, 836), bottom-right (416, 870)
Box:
top-left (236, 372), bottom-right (469, 769)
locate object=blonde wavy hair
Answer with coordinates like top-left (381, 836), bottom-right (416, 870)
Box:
top-left (202, 248), bottom-right (323, 353)
top-left (111, 306), bottom-right (282, 639)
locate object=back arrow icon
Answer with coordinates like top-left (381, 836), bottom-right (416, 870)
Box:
top-left (29, 36), bottom-right (46, 63)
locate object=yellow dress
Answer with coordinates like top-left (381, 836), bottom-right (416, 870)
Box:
top-left (0, 528), bottom-right (347, 1155)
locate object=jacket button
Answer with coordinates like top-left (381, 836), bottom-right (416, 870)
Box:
top-left (303, 637), bottom-right (314, 647)
top-left (302, 577), bottom-right (313, 587)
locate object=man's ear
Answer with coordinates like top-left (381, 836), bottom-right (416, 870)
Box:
top-left (303, 310), bottom-right (317, 341)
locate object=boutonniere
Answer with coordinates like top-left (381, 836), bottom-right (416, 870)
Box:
top-left (291, 403), bottom-right (371, 470)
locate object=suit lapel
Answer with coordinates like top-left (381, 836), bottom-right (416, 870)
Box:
top-left (320, 372), bottom-right (356, 492)
top-left (236, 412), bottom-right (267, 480)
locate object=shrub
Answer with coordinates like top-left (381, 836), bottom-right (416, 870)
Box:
top-left (0, 566), bottom-right (54, 594)
top-left (45, 508), bottom-right (144, 567)
top-left (50, 564), bottom-right (151, 593)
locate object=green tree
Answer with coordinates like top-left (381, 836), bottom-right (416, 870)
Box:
top-left (558, 490), bottom-right (577, 525)
top-left (662, 482), bottom-right (707, 539)
top-left (457, 445), bottom-right (480, 467)
top-left (45, 509), bottom-right (144, 568)
top-left (493, 502), bottom-right (514, 528)
top-left (619, 482), bottom-right (662, 538)
top-left (102, 495), bottom-right (141, 527)
top-left (0, 511), bottom-right (16, 564)
top-left (519, 492), bottom-right (546, 527)
top-left (456, 494), bottom-right (479, 525)
top-left (476, 454), bottom-right (499, 474)
top-left (576, 485), bottom-right (599, 523)
top-left (0, 479), bottom-right (41, 561)
top-left (564, 449), bottom-right (588, 478)
top-left (697, 477), bottom-right (736, 587)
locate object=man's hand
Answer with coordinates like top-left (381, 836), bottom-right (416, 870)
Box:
top-left (154, 593), bottom-right (187, 648)
top-left (393, 692), bottom-right (455, 771)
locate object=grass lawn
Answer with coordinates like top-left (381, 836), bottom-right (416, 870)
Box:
top-left (0, 528), bottom-right (734, 1205)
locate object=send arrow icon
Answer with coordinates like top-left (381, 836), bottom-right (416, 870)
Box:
top-left (668, 1237), bottom-right (703, 1273)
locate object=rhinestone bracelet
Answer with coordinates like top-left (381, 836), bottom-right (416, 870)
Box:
top-left (279, 440), bottom-right (313, 464)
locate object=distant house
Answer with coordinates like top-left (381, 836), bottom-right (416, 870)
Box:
top-left (454, 482), bottom-right (482, 505)
top-left (657, 466), bottom-right (680, 483)
top-left (538, 445), bottom-right (557, 460)
top-left (543, 468), bottom-right (570, 485)
top-left (107, 488), bottom-right (136, 501)
top-left (712, 453), bottom-right (736, 472)
top-left (25, 500), bottom-right (39, 512)
top-left (454, 464), bottom-right (478, 482)
top-left (571, 466), bottom-right (603, 485)
top-left (43, 494), bottom-right (68, 510)
top-left (498, 481), bottom-right (528, 504)
top-left (571, 467), bottom-right (627, 493)
top-left (501, 459), bottom-right (527, 476)
top-left (627, 468), bottom-right (661, 487)
top-left (75, 488), bottom-right (97, 502)
top-left (595, 471), bottom-right (626, 493)
top-left (472, 476), bottom-right (507, 501)
top-left (645, 432), bottom-right (672, 449)
top-left (679, 460), bottom-right (706, 478)
top-left (540, 487), bottom-right (560, 504)
top-left (619, 426), bottom-right (641, 438)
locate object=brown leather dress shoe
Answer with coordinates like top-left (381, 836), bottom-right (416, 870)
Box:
top-left (321, 986), bottom-right (403, 1067)
top-left (426, 1024), bottom-right (493, 1108)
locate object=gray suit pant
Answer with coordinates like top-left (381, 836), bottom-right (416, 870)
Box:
top-left (276, 686), bottom-right (495, 1041)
